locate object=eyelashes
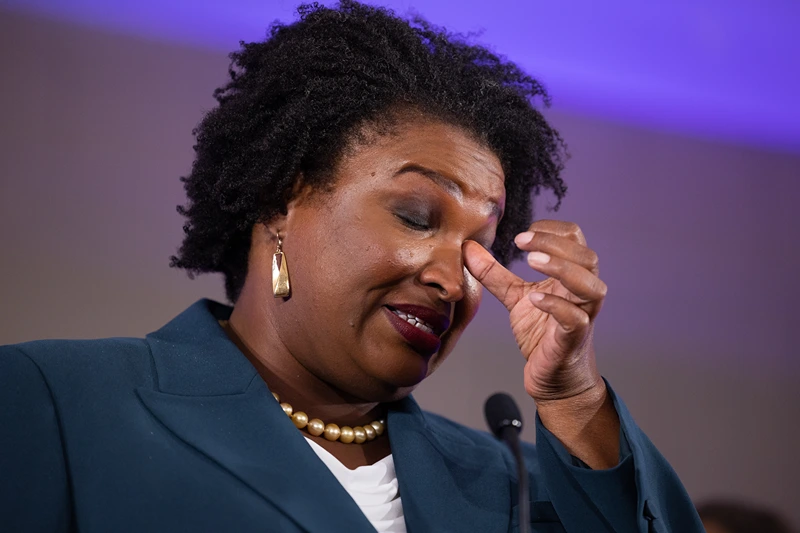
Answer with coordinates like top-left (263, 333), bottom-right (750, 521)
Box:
top-left (396, 212), bottom-right (432, 231)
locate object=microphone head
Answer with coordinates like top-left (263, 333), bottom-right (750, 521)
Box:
top-left (484, 392), bottom-right (524, 438)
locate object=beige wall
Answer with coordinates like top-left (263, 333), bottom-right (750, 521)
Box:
top-left (1, 9), bottom-right (798, 526)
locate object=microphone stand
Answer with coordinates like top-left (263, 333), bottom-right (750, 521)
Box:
top-left (500, 425), bottom-right (530, 533)
top-left (485, 393), bottom-right (530, 533)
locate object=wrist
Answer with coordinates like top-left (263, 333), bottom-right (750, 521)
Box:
top-left (536, 378), bottom-right (621, 469)
top-left (534, 376), bottom-right (607, 419)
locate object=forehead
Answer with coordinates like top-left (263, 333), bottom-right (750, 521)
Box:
top-left (340, 118), bottom-right (506, 209)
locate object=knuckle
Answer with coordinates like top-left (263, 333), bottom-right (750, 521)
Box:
top-left (585, 250), bottom-right (599, 270)
top-left (563, 314), bottom-right (589, 335)
top-left (595, 279), bottom-right (608, 299)
top-left (566, 223), bottom-right (586, 245)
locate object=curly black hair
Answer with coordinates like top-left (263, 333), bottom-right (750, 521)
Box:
top-left (171, 0), bottom-right (567, 302)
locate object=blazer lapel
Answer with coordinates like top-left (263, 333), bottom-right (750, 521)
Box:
top-left (137, 299), bottom-right (375, 533)
top-left (387, 396), bottom-right (513, 533)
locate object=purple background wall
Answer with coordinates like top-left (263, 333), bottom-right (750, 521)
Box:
top-left (1, 3), bottom-right (798, 526)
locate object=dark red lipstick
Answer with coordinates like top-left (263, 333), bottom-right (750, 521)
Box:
top-left (383, 304), bottom-right (450, 357)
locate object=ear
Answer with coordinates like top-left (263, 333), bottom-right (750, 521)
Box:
top-left (253, 218), bottom-right (282, 248)
top-left (256, 173), bottom-right (316, 244)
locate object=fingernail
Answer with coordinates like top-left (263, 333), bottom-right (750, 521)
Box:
top-left (527, 251), bottom-right (550, 265)
top-left (515, 232), bottom-right (534, 246)
top-left (529, 292), bottom-right (545, 302)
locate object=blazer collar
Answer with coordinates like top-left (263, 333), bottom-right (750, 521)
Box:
top-left (139, 299), bottom-right (512, 533)
top-left (387, 397), bottom-right (513, 533)
top-left (143, 298), bottom-right (254, 396)
top-left (139, 300), bottom-right (374, 532)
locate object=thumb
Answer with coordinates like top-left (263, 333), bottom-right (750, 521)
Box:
top-left (462, 240), bottom-right (525, 312)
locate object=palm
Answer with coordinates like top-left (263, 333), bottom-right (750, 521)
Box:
top-left (509, 278), bottom-right (580, 393)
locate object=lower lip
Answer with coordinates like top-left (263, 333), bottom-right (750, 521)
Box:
top-left (383, 307), bottom-right (441, 357)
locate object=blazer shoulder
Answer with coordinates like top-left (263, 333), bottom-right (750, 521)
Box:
top-left (5, 335), bottom-right (147, 354)
top-left (420, 408), bottom-right (542, 479)
top-left (421, 409), bottom-right (538, 455)
top-left (1, 337), bottom-right (155, 393)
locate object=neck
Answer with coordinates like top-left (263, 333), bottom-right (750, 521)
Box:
top-left (226, 301), bottom-right (385, 429)
top-left (225, 281), bottom-right (394, 468)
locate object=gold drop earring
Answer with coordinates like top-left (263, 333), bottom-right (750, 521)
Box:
top-left (272, 234), bottom-right (291, 298)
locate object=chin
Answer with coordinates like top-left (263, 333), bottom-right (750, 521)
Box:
top-left (344, 377), bottom-right (418, 404)
top-left (384, 366), bottom-right (428, 390)
top-left (376, 384), bottom-right (419, 403)
top-left (353, 357), bottom-right (428, 402)
top-left (379, 346), bottom-right (432, 380)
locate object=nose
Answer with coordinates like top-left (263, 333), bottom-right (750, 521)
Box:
top-left (418, 245), bottom-right (465, 302)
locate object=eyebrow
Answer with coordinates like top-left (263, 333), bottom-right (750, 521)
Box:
top-left (394, 164), bottom-right (503, 219)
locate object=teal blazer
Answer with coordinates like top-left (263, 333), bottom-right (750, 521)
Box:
top-left (0, 300), bottom-right (703, 532)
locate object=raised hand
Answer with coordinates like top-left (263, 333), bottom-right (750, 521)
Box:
top-left (463, 220), bottom-right (606, 404)
top-left (464, 219), bottom-right (620, 467)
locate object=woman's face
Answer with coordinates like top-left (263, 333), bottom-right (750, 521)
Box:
top-left (255, 118), bottom-right (506, 402)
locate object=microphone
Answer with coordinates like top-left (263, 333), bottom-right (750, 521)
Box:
top-left (485, 393), bottom-right (530, 533)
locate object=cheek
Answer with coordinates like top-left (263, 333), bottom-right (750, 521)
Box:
top-left (453, 266), bottom-right (483, 330)
top-left (391, 240), bottom-right (426, 270)
top-left (303, 213), bottom-right (410, 315)
top-left (426, 271), bottom-right (483, 375)
top-left (463, 269), bottom-right (483, 317)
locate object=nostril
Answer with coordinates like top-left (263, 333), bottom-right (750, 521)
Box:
top-left (419, 248), bottom-right (467, 301)
top-left (439, 280), bottom-right (465, 302)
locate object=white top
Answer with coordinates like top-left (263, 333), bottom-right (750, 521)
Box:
top-left (305, 437), bottom-right (407, 532)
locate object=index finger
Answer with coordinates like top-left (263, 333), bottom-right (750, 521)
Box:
top-left (462, 240), bottom-right (526, 312)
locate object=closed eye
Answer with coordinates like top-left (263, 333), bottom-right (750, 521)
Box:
top-left (396, 213), bottom-right (431, 231)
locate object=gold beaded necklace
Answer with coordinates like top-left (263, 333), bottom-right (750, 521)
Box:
top-left (271, 392), bottom-right (386, 444)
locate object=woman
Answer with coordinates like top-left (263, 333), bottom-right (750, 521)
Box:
top-left (0, 2), bottom-right (704, 532)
